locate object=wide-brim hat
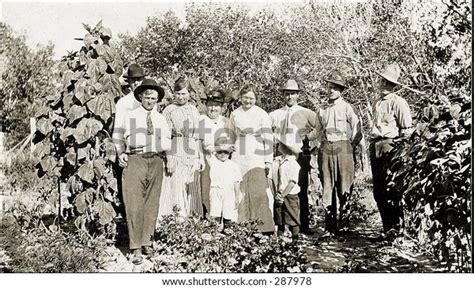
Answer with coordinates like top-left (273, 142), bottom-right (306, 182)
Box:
top-left (278, 79), bottom-right (301, 92)
top-left (276, 134), bottom-right (302, 155)
top-left (377, 63), bottom-right (402, 86)
top-left (324, 71), bottom-right (348, 89)
top-left (134, 78), bottom-right (165, 101)
top-left (100, 27), bottom-right (112, 39)
top-left (123, 63), bottom-right (146, 79)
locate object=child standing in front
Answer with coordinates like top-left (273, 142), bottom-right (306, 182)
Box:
top-left (273, 135), bottom-right (302, 242)
top-left (209, 138), bottom-right (242, 229)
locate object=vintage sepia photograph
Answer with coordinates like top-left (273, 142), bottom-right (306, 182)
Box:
top-left (0, 0), bottom-right (471, 277)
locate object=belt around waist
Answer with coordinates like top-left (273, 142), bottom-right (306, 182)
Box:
top-left (128, 151), bottom-right (166, 159)
top-left (321, 139), bottom-right (351, 144)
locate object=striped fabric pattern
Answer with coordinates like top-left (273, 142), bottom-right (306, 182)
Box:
top-left (158, 103), bottom-right (203, 220)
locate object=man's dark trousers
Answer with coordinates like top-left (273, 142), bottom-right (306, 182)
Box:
top-left (369, 139), bottom-right (403, 232)
top-left (297, 138), bottom-right (311, 233)
top-left (122, 154), bottom-right (164, 250)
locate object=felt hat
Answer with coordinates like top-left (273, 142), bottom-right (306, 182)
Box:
top-left (134, 78), bottom-right (165, 101)
top-left (278, 79), bottom-right (301, 92)
top-left (377, 63), bottom-right (402, 85)
top-left (123, 63), bottom-right (146, 79)
top-left (325, 71), bottom-right (348, 89)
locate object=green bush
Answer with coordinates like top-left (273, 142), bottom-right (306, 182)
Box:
top-left (152, 208), bottom-right (308, 273)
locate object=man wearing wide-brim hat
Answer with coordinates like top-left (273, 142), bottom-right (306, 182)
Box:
top-left (114, 78), bottom-right (170, 265)
top-left (270, 79), bottom-right (317, 234)
top-left (306, 71), bottom-right (362, 236)
top-left (112, 64), bottom-right (148, 227)
top-left (370, 63), bottom-right (413, 241)
top-left (113, 64), bottom-right (147, 148)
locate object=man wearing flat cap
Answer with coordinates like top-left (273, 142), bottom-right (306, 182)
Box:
top-left (370, 63), bottom-right (413, 240)
top-left (307, 72), bottom-right (362, 235)
top-left (114, 78), bottom-right (171, 265)
top-left (270, 79), bottom-right (317, 234)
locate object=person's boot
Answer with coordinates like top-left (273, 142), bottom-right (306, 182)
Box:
top-left (291, 226), bottom-right (300, 243)
top-left (222, 218), bottom-right (232, 233)
top-left (131, 248), bottom-right (143, 265)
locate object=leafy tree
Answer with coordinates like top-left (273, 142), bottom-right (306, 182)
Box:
top-left (0, 23), bottom-right (57, 149)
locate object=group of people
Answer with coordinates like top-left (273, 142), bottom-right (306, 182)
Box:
top-left (112, 63), bottom-right (412, 265)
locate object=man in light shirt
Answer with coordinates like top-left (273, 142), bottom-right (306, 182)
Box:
top-left (370, 63), bottom-right (412, 240)
top-left (307, 72), bottom-right (361, 236)
top-left (270, 79), bottom-right (317, 234)
top-left (114, 78), bottom-right (171, 265)
top-left (114, 63), bottom-right (146, 145)
top-left (113, 64), bottom-right (146, 222)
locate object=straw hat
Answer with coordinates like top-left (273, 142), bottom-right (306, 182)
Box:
top-left (377, 63), bottom-right (402, 85)
top-left (324, 71), bottom-right (348, 89)
top-left (278, 79), bottom-right (301, 92)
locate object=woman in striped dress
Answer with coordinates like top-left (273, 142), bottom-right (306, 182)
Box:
top-left (230, 84), bottom-right (275, 233)
top-left (158, 77), bottom-right (204, 219)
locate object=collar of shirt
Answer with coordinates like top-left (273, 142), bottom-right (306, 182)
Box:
top-left (381, 92), bottom-right (397, 101)
top-left (321, 97), bottom-right (344, 109)
top-left (137, 105), bottom-right (157, 114)
top-left (280, 154), bottom-right (297, 164)
top-left (207, 115), bottom-right (224, 124)
top-left (284, 104), bottom-right (301, 111)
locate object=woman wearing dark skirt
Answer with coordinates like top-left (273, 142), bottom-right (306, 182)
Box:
top-left (229, 84), bottom-right (274, 233)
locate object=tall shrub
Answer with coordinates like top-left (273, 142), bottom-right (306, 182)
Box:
top-left (33, 21), bottom-right (123, 237)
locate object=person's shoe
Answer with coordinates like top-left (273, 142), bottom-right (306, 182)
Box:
top-left (142, 246), bottom-right (153, 255)
top-left (321, 231), bottom-right (335, 239)
top-left (386, 228), bottom-right (400, 241)
top-left (131, 249), bottom-right (143, 265)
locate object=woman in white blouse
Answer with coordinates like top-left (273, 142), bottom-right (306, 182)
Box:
top-left (230, 84), bottom-right (274, 233)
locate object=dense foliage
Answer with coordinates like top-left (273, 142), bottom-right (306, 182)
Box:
top-left (0, 23), bottom-right (57, 148)
top-left (118, 0), bottom-right (471, 271)
top-left (0, 0), bottom-right (469, 273)
top-left (152, 208), bottom-right (308, 273)
top-left (387, 0), bottom-right (471, 272)
top-left (1, 216), bottom-right (106, 272)
top-left (32, 21), bottom-right (123, 237)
